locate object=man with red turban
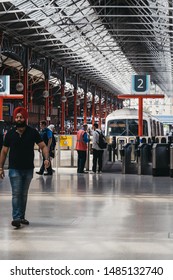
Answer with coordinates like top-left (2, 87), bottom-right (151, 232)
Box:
top-left (0, 107), bottom-right (50, 228)
top-left (13, 106), bottom-right (28, 123)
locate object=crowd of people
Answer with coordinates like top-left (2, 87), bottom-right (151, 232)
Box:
top-left (76, 122), bottom-right (106, 174)
top-left (0, 106), bottom-right (106, 228)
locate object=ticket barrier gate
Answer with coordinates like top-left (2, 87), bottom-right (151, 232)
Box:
top-left (102, 139), bottom-right (122, 173)
top-left (107, 137), bottom-right (117, 162)
top-left (170, 144), bottom-right (173, 177)
top-left (152, 143), bottom-right (170, 176)
top-left (137, 143), bottom-right (152, 175)
top-left (121, 142), bottom-right (137, 174)
top-left (102, 137), bottom-right (127, 173)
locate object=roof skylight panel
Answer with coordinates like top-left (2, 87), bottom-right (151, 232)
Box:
top-left (27, 10), bottom-right (45, 19)
top-left (10, 0), bottom-right (134, 93)
top-left (55, 0), bottom-right (72, 7)
top-left (12, 0), bottom-right (28, 6)
top-left (13, 1), bottom-right (40, 13)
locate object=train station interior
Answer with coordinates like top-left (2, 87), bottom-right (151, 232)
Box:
top-left (1, 1), bottom-right (173, 261)
top-left (1, 166), bottom-right (173, 260)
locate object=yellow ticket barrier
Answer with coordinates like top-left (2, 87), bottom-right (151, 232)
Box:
top-left (60, 135), bottom-right (73, 147)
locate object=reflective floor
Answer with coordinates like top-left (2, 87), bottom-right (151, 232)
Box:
top-left (1, 167), bottom-right (173, 260)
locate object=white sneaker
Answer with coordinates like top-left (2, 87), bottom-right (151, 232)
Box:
top-left (90, 171), bottom-right (96, 174)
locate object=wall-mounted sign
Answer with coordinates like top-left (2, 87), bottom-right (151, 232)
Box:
top-left (131, 75), bottom-right (150, 94)
top-left (0, 75), bottom-right (10, 95)
top-left (3, 103), bottom-right (13, 116)
top-left (60, 135), bottom-right (72, 147)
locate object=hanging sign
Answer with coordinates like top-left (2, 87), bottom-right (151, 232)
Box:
top-left (131, 75), bottom-right (150, 94)
top-left (0, 75), bottom-right (10, 95)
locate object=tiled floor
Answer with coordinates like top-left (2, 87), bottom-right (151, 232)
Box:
top-left (1, 167), bottom-right (173, 260)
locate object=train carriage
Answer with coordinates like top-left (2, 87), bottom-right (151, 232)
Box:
top-left (105, 108), bottom-right (164, 137)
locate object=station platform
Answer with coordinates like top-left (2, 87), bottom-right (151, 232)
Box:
top-left (1, 167), bottom-right (173, 260)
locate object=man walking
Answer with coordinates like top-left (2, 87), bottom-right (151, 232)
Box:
top-left (0, 107), bottom-right (50, 228)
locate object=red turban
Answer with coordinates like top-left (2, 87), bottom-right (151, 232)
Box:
top-left (13, 107), bottom-right (28, 121)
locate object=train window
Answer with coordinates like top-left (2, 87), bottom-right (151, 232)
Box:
top-left (107, 120), bottom-right (126, 136)
top-left (160, 123), bottom-right (164, 135)
top-left (157, 121), bottom-right (160, 135)
top-left (128, 120), bottom-right (138, 136)
top-left (150, 119), bottom-right (153, 136)
top-left (143, 120), bottom-right (148, 136)
top-left (107, 119), bottom-right (148, 136)
top-left (152, 120), bottom-right (156, 136)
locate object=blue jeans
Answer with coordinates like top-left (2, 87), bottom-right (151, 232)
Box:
top-left (92, 149), bottom-right (104, 172)
top-left (9, 169), bottom-right (33, 220)
top-left (77, 150), bottom-right (87, 173)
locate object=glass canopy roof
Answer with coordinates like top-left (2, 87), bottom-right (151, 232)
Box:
top-left (0, 0), bottom-right (173, 96)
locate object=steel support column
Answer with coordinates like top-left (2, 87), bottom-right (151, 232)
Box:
top-left (23, 68), bottom-right (28, 110)
top-left (99, 91), bottom-right (102, 129)
top-left (45, 78), bottom-right (49, 122)
top-left (23, 46), bottom-right (30, 112)
top-left (60, 84), bottom-right (65, 134)
top-left (83, 80), bottom-right (88, 124)
top-left (83, 92), bottom-right (87, 124)
top-left (118, 94), bottom-right (164, 136)
top-left (104, 94), bottom-right (107, 120)
top-left (73, 88), bottom-right (77, 134)
top-left (73, 75), bottom-right (78, 134)
top-left (92, 90), bottom-right (95, 127)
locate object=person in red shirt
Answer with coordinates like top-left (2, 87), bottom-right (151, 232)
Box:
top-left (76, 123), bottom-right (89, 173)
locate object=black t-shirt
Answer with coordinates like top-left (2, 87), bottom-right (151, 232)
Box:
top-left (3, 126), bottom-right (43, 169)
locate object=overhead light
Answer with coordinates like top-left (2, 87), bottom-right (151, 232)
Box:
top-left (61, 96), bottom-right (67, 103)
top-left (43, 90), bottom-right (49, 98)
top-left (16, 82), bottom-right (24, 92)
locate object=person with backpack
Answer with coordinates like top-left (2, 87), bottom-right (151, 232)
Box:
top-left (36, 120), bottom-right (53, 176)
top-left (91, 123), bottom-right (107, 174)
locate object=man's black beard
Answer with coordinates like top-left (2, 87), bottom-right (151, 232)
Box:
top-left (15, 122), bottom-right (27, 128)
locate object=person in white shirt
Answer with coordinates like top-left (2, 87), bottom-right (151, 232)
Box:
top-left (91, 123), bottom-right (104, 173)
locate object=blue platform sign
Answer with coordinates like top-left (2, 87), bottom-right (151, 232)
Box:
top-left (131, 75), bottom-right (150, 94)
top-left (0, 75), bottom-right (10, 95)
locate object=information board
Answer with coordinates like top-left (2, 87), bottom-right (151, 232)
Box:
top-left (0, 75), bottom-right (10, 95)
top-left (131, 75), bottom-right (150, 94)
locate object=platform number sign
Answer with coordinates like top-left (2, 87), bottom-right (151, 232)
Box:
top-left (0, 75), bottom-right (10, 95)
top-left (131, 75), bottom-right (150, 94)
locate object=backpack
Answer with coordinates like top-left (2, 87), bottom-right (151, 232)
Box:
top-left (96, 131), bottom-right (107, 149)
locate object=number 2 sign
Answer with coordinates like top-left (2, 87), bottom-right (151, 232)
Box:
top-left (131, 75), bottom-right (150, 94)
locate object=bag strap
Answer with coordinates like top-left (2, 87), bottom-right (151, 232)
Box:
top-left (96, 130), bottom-right (105, 138)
